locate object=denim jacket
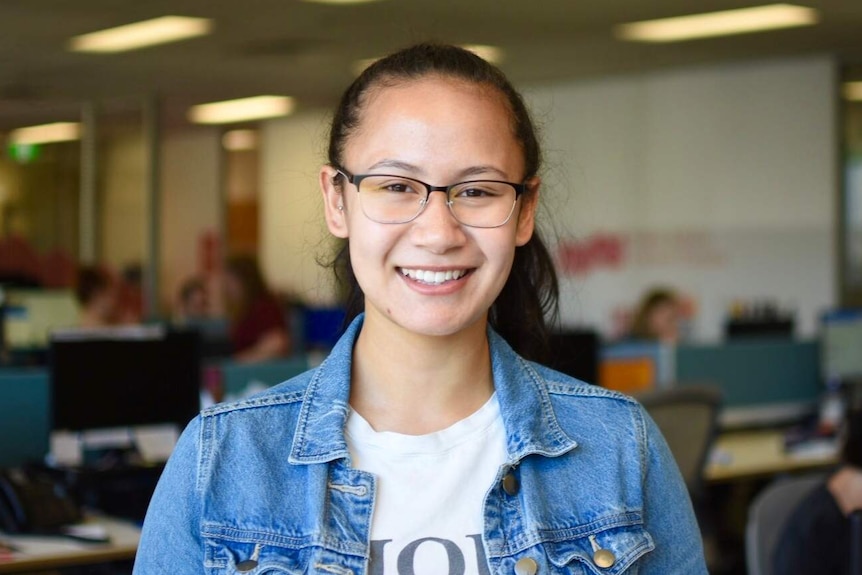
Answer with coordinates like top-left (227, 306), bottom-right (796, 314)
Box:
top-left (134, 316), bottom-right (707, 574)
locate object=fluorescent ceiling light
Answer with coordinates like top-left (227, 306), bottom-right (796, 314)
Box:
top-left (353, 43), bottom-right (503, 75)
top-left (301, 0), bottom-right (382, 4)
top-left (615, 4), bottom-right (819, 43)
top-left (461, 44), bottom-right (504, 64)
top-left (9, 122), bottom-right (81, 145)
top-left (189, 96), bottom-right (295, 124)
top-left (222, 129), bottom-right (259, 151)
top-left (845, 82), bottom-right (862, 102)
top-left (69, 16), bottom-right (212, 53)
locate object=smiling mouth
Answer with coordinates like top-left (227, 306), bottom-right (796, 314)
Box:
top-left (399, 267), bottom-right (473, 286)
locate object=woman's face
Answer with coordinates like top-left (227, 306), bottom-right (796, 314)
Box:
top-left (321, 76), bottom-right (538, 338)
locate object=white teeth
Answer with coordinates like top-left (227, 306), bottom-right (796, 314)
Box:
top-left (400, 268), bottom-right (468, 285)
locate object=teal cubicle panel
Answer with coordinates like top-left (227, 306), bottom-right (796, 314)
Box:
top-left (0, 368), bottom-right (50, 467)
top-left (220, 357), bottom-right (310, 401)
top-left (676, 340), bottom-right (821, 409)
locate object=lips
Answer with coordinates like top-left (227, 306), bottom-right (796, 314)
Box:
top-left (399, 267), bottom-right (471, 286)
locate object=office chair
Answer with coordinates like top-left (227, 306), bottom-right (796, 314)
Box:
top-left (637, 385), bottom-right (722, 498)
top-left (745, 473), bottom-right (825, 575)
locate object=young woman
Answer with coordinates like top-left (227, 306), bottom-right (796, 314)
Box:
top-left (135, 44), bottom-right (706, 574)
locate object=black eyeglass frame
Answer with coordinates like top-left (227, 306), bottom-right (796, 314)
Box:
top-left (332, 166), bottom-right (528, 228)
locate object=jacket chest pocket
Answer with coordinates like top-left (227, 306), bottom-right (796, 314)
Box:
top-left (204, 538), bottom-right (307, 575)
top-left (537, 523), bottom-right (654, 575)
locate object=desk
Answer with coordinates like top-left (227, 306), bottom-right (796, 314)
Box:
top-left (0, 515), bottom-right (139, 573)
top-left (705, 428), bottom-right (839, 483)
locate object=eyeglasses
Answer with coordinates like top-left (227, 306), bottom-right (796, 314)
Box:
top-left (334, 166), bottom-right (526, 229)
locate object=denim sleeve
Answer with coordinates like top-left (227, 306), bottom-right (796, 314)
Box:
top-left (133, 416), bottom-right (204, 575)
top-left (636, 407), bottom-right (709, 574)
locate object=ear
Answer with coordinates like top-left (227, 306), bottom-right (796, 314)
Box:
top-left (514, 176), bottom-right (540, 247)
top-left (320, 165), bottom-right (349, 239)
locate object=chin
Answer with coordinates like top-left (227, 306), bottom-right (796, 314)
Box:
top-left (387, 306), bottom-right (488, 339)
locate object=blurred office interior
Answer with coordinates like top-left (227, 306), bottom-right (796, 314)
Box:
top-left (1, 1), bottom-right (862, 574)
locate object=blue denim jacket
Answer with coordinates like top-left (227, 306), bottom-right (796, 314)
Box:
top-left (135, 316), bottom-right (707, 574)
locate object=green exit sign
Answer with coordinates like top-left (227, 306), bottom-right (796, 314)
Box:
top-left (7, 143), bottom-right (41, 164)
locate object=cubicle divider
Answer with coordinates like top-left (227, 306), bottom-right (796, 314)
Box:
top-left (599, 339), bottom-right (822, 427)
top-left (0, 368), bottom-right (50, 467)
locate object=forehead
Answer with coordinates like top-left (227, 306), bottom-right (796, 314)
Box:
top-left (344, 76), bottom-right (523, 175)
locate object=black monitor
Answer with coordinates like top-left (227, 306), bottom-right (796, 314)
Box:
top-left (547, 329), bottom-right (600, 385)
top-left (49, 326), bottom-right (201, 432)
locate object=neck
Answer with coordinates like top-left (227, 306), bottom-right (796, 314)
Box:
top-left (350, 310), bottom-right (494, 435)
top-left (827, 466), bottom-right (862, 516)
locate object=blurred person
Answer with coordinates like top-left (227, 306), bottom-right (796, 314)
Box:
top-left (135, 44), bottom-right (705, 574)
top-left (176, 277), bottom-right (209, 322)
top-left (75, 265), bottom-right (118, 328)
top-left (223, 254), bottom-right (290, 362)
top-left (630, 287), bottom-right (683, 343)
top-left (117, 263), bottom-right (144, 323)
top-left (773, 410), bottom-right (862, 575)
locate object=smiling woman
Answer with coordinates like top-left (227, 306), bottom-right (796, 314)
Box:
top-left (133, 44), bottom-right (707, 575)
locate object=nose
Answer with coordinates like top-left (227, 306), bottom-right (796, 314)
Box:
top-left (410, 190), bottom-right (467, 253)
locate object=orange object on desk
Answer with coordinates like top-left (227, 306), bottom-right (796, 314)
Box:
top-left (600, 358), bottom-right (656, 394)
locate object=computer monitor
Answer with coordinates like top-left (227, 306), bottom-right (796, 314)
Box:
top-left (49, 326), bottom-right (201, 432)
top-left (3, 289), bottom-right (79, 350)
top-left (547, 330), bottom-right (599, 385)
top-left (822, 310), bottom-right (862, 383)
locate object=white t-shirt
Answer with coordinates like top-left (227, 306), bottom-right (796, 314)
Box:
top-left (346, 394), bottom-right (508, 575)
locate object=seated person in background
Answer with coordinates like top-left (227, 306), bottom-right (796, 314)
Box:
top-left (176, 277), bottom-right (209, 322)
top-left (75, 265), bottom-right (118, 328)
top-left (630, 287), bottom-right (683, 343)
top-left (773, 410), bottom-right (862, 575)
top-left (223, 255), bottom-right (290, 362)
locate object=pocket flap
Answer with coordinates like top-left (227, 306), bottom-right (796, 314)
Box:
top-left (544, 523), bottom-right (654, 575)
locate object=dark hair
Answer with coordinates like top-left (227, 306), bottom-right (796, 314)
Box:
top-left (225, 255), bottom-right (271, 314)
top-left (325, 43), bottom-right (559, 361)
top-left (179, 277), bottom-right (206, 304)
top-left (630, 288), bottom-right (678, 340)
top-left (75, 265), bottom-right (111, 306)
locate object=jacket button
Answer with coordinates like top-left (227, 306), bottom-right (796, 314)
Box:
top-left (593, 548), bottom-right (616, 568)
top-left (237, 560), bottom-right (258, 572)
top-left (502, 472), bottom-right (519, 496)
top-left (514, 557), bottom-right (538, 575)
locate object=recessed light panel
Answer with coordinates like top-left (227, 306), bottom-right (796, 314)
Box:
top-left (615, 4), bottom-right (818, 43)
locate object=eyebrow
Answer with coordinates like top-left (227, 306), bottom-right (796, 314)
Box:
top-left (365, 159), bottom-right (511, 181)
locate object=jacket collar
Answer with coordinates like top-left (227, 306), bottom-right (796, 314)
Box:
top-left (289, 314), bottom-right (578, 465)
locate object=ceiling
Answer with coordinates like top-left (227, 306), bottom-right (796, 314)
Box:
top-left (1, 0), bottom-right (862, 131)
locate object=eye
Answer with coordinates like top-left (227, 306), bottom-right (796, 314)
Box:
top-left (454, 184), bottom-right (502, 199)
top-left (383, 182), bottom-right (413, 193)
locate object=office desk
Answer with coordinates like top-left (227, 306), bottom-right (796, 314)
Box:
top-left (705, 428), bottom-right (839, 483)
top-left (0, 515), bottom-right (139, 573)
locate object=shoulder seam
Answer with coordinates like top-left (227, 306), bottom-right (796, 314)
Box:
top-left (201, 388), bottom-right (306, 418)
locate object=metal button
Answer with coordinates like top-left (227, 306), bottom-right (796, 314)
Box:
top-left (593, 548), bottom-right (616, 569)
top-left (237, 559), bottom-right (258, 572)
top-left (502, 472), bottom-right (520, 496)
top-left (514, 557), bottom-right (538, 575)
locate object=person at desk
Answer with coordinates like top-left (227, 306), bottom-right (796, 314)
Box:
top-left (75, 266), bottom-right (118, 328)
top-left (630, 287), bottom-right (684, 343)
top-left (134, 44), bottom-right (706, 574)
top-left (773, 410), bottom-right (862, 575)
top-left (223, 255), bottom-right (290, 362)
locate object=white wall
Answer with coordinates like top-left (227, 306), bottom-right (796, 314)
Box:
top-left (260, 110), bottom-right (339, 305)
top-left (100, 130), bottom-right (147, 268)
top-left (159, 127), bottom-right (222, 308)
top-left (526, 55), bottom-right (837, 340)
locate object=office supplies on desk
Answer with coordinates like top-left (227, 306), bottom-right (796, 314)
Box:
top-left (0, 468), bottom-right (81, 534)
